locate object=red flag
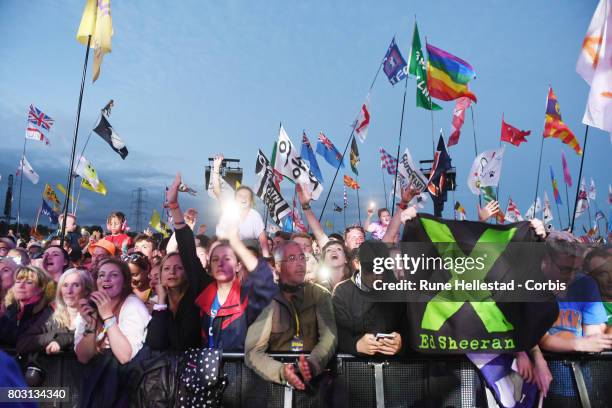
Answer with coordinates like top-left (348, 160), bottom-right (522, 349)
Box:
top-left (343, 175), bottom-right (360, 190)
top-left (500, 115), bottom-right (531, 146)
top-left (447, 97), bottom-right (472, 147)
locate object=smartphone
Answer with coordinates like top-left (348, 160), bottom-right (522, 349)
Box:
top-left (375, 333), bottom-right (395, 341)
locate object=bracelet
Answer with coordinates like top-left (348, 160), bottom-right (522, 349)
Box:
top-left (153, 303), bottom-right (168, 311)
top-left (102, 315), bottom-right (115, 322)
top-left (164, 202), bottom-right (179, 209)
top-left (103, 316), bottom-right (117, 330)
top-left (174, 221), bottom-right (186, 226)
top-left (396, 202), bottom-right (408, 210)
top-left (301, 203), bottom-right (311, 211)
top-left (83, 327), bottom-right (95, 335)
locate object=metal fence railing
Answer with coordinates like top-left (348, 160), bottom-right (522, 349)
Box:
top-left (3, 350), bottom-right (611, 407)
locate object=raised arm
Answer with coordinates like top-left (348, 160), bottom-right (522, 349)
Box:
top-left (382, 186), bottom-right (419, 243)
top-left (296, 183), bottom-right (329, 248)
top-left (364, 205), bottom-right (375, 232)
top-left (210, 154), bottom-right (224, 201)
top-left (166, 173), bottom-right (212, 293)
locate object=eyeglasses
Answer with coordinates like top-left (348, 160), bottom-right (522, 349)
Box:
top-left (281, 254), bottom-right (306, 263)
top-left (121, 253), bottom-right (146, 263)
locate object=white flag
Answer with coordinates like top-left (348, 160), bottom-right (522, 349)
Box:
top-left (16, 155), bottom-right (39, 184)
top-left (525, 197), bottom-right (542, 220)
top-left (274, 125), bottom-right (323, 200)
top-left (588, 177), bottom-right (597, 201)
top-left (74, 156), bottom-right (100, 189)
top-left (25, 127), bottom-right (50, 145)
top-left (543, 191), bottom-right (554, 225)
top-left (576, 178), bottom-right (589, 218)
top-left (467, 147), bottom-right (505, 195)
top-left (579, 0), bottom-right (612, 134)
top-left (398, 147), bottom-right (429, 193)
top-left (354, 95), bottom-right (371, 143)
top-left (505, 198), bottom-right (524, 223)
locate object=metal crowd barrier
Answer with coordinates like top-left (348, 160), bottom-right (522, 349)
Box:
top-left (3, 350), bottom-right (612, 407)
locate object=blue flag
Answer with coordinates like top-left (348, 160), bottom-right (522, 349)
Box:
top-left (383, 37), bottom-right (407, 85)
top-left (316, 132), bottom-right (345, 169)
top-left (41, 200), bottom-right (59, 224)
top-left (301, 132), bottom-right (324, 183)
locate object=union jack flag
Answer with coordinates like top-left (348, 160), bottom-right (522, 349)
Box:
top-left (379, 147), bottom-right (398, 175)
top-left (28, 105), bottom-right (54, 131)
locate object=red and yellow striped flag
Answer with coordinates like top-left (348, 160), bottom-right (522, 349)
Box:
top-left (543, 87), bottom-right (582, 155)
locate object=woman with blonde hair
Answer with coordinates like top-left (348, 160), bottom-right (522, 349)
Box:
top-left (17, 268), bottom-right (94, 355)
top-left (0, 266), bottom-right (55, 347)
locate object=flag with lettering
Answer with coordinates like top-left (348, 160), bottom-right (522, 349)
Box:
top-left (398, 215), bottom-right (559, 354)
top-left (255, 150), bottom-right (291, 225)
top-left (383, 37), bottom-right (408, 85)
top-left (276, 126), bottom-right (323, 199)
top-left (408, 22), bottom-right (442, 111)
top-left (41, 200), bottom-right (59, 224)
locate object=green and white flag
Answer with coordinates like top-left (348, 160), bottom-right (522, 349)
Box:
top-left (408, 22), bottom-right (442, 111)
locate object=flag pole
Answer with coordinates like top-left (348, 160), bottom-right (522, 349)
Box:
top-left (381, 167), bottom-right (389, 209)
top-left (33, 203), bottom-right (42, 233)
top-left (73, 181), bottom-right (84, 216)
top-left (391, 75), bottom-right (410, 216)
top-left (318, 54), bottom-right (386, 222)
top-left (343, 205), bottom-right (347, 230)
top-left (470, 106), bottom-right (481, 208)
top-left (570, 126), bottom-right (589, 233)
top-left (564, 180), bottom-right (571, 229)
top-left (532, 88), bottom-right (551, 221)
top-left (356, 186), bottom-right (362, 226)
top-left (60, 35), bottom-right (91, 248)
top-left (15, 137), bottom-right (28, 233)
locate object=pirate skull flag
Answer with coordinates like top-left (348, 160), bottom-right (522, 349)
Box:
top-left (400, 214), bottom-right (558, 354)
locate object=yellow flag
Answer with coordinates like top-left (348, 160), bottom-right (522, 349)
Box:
top-left (81, 178), bottom-right (107, 195)
top-left (56, 184), bottom-right (76, 202)
top-left (149, 209), bottom-right (169, 238)
top-left (76, 0), bottom-right (113, 82)
top-left (42, 184), bottom-right (61, 210)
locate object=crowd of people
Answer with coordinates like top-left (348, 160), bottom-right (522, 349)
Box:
top-left (0, 160), bottom-right (610, 407)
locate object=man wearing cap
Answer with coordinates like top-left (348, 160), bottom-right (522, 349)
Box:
top-left (88, 239), bottom-right (116, 271)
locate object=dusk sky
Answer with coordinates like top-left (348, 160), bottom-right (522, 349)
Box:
top-left (1, 0), bottom-right (609, 235)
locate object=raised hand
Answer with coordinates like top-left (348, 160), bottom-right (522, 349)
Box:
top-left (296, 183), bottom-right (312, 206)
top-left (477, 200), bottom-right (499, 221)
top-left (166, 173), bottom-right (181, 205)
top-left (401, 184), bottom-right (421, 204)
top-left (212, 154), bottom-right (224, 173)
top-left (529, 218), bottom-right (547, 239)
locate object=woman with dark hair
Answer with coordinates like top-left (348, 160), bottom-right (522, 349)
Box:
top-left (0, 266), bottom-right (55, 347)
top-left (318, 240), bottom-right (351, 292)
top-left (17, 268), bottom-right (94, 355)
top-left (211, 154), bottom-right (271, 257)
top-left (145, 173), bottom-right (277, 351)
top-left (74, 258), bottom-right (150, 407)
top-left (42, 245), bottom-right (70, 282)
top-left (122, 252), bottom-right (152, 304)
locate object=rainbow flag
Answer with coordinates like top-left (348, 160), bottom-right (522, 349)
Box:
top-left (426, 43), bottom-right (477, 102)
top-left (549, 166), bottom-right (562, 205)
top-left (543, 87), bottom-right (582, 155)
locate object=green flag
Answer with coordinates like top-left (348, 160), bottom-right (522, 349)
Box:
top-left (408, 22), bottom-right (442, 111)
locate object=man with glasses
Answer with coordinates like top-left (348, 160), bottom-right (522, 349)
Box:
top-left (245, 240), bottom-right (337, 396)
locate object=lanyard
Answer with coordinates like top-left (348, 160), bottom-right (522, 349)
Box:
top-left (288, 299), bottom-right (300, 338)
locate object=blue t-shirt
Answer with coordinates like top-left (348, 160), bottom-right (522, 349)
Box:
top-left (208, 295), bottom-right (221, 348)
top-left (549, 273), bottom-right (607, 337)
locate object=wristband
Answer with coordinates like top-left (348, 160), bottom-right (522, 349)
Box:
top-left (301, 203), bottom-right (311, 211)
top-left (102, 315), bottom-right (115, 322)
top-left (174, 221), bottom-right (186, 226)
top-left (103, 316), bottom-right (117, 330)
top-left (396, 202), bottom-right (408, 210)
top-left (153, 303), bottom-right (168, 311)
top-left (164, 202), bottom-right (179, 209)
